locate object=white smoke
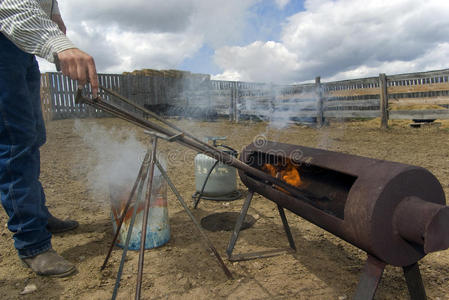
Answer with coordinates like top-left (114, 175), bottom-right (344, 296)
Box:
top-left (235, 84), bottom-right (317, 129)
top-left (73, 120), bottom-right (147, 200)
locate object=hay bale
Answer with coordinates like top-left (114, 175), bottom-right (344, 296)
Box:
top-left (389, 104), bottom-right (446, 111)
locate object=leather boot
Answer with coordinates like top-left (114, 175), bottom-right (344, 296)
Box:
top-left (47, 215), bottom-right (79, 234)
top-left (22, 249), bottom-right (76, 277)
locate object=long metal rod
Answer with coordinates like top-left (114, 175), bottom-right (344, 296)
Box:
top-left (99, 85), bottom-right (218, 153)
top-left (102, 151), bottom-right (151, 270)
top-left (112, 156), bottom-right (151, 300)
top-left (77, 90), bottom-right (234, 159)
top-left (155, 159), bottom-right (233, 279)
top-left (76, 90), bottom-right (314, 204)
top-left (135, 137), bottom-right (158, 300)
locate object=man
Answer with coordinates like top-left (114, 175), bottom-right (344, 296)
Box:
top-left (0, 0), bottom-right (99, 277)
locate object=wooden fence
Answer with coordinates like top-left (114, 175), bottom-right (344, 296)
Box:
top-left (40, 68), bottom-right (449, 127)
top-left (40, 72), bottom-right (122, 121)
top-left (322, 69), bottom-right (449, 128)
top-left (39, 71), bottom-right (211, 122)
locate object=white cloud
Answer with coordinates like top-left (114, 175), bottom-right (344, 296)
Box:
top-left (189, 0), bottom-right (258, 48)
top-left (211, 71), bottom-right (242, 81)
top-left (69, 24), bottom-right (204, 73)
top-left (39, 0), bottom-right (259, 73)
top-left (38, 0), bottom-right (449, 84)
top-left (214, 0), bottom-right (449, 83)
top-left (214, 41), bottom-right (299, 83)
top-left (325, 43), bottom-right (449, 81)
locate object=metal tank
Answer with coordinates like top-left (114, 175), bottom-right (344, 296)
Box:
top-left (195, 153), bottom-right (237, 196)
top-left (193, 137), bottom-right (240, 204)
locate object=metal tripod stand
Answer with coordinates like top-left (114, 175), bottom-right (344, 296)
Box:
top-left (101, 131), bottom-right (232, 300)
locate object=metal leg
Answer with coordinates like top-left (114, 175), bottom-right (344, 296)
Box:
top-left (353, 255), bottom-right (386, 300)
top-left (155, 159), bottom-right (233, 279)
top-left (403, 263), bottom-right (427, 300)
top-left (226, 191), bottom-right (254, 259)
top-left (135, 137), bottom-right (158, 300)
top-left (277, 205), bottom-right (296, 251)
top-left (112, 161), bottom-right (150, 300)
top-left (226, 192), bottom-right (295, 261)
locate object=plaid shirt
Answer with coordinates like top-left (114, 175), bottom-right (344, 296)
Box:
top-left (0, 0), bottom-right (75, 62)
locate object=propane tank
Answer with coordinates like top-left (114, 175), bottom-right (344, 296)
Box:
top-left (194, 137), bottom-right (239, 200)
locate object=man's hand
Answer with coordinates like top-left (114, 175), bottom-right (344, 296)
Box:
top-left (57, 49), bottom-right (99, 98)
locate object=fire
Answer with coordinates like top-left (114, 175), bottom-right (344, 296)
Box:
top-left (262, 159), bottom-right (302, 192)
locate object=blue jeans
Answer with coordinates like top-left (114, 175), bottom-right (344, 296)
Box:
top-left (0, 33), bottom-right (51, 258)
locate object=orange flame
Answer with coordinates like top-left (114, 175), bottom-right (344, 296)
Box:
top-left (262, 159), bottom-right (302, 192)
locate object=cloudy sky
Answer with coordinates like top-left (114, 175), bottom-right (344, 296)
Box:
top-left (38, 0), bottom-right (449, 84)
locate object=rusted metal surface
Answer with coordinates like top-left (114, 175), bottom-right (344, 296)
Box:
top-left (403, 263), bottom-right (427, 300)
top-left (238, 141), bottom-right (449, 267)
top-left (394, 196), bottom-right (449, 254)
top-left (353, 255), bottom-right (386, 300)
top-left (237, 140), bottom-right (448, 299)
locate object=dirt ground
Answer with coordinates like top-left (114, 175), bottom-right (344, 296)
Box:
top-left (1, 117), bottom-right (449, 300)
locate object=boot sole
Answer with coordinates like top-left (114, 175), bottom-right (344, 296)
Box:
top-left (21, 260), bottom-right (77, 278)
top-left (45, 265), bottom-right (77, 278)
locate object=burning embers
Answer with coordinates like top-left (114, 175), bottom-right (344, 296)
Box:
top-left (262, 159), bottom-right (302, 192)
top-left (256, 153), bottom-right (352, 219)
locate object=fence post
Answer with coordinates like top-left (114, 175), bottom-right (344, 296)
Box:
top-left (40, 73), bottom-right (52, 123)
top-left (316, 76), bottom-right (324, 127)
top-left (270, 82), bottom-right (276, 119)
top-left (229, 83), bottom-right (234, 122)
top-left (48, 73), bottom-right (56, 121)
top-left (234, 83), bottom-right (240, 123)
top-left (379, 73), bottom-right (389, 129)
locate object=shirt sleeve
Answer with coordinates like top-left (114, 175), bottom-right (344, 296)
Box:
top-left (0, 0), bottom-right (76, 62)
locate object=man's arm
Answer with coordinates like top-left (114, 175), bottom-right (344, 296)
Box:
top-left (50, 0), bottom-right (65, 34)
top-left (49, 1), bottom-right (98, 96)
top-left (51, 15), bottom-right (66, 35)
top-left (0, 0), bottom-right (98, 97)
top-left (0, 0), bottom-right (74, 62)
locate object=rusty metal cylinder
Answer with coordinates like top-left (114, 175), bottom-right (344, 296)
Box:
top-left (393, 196), bottom-right (449, 254)
top-left (238, 141), bottom-right (449, 267)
